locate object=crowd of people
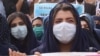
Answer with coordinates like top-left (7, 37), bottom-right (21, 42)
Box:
top-left (0, 0), bottom-right (100, 56)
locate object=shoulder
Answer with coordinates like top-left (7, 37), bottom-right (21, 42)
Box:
top-left (30, 44), bottom-right (46, 55)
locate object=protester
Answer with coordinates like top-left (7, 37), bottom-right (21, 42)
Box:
top-left (80, 14), bottom-right (100, 50)
top-left (92, 15), bottom-right (100, 45)
top-left (7, 12), bottom-right (39, 54)
top-left (2, 0), bottom-right (30, 17)
top-left (31, 2), bottom-right (100, 54)
top-left (93, 16), bottom-right (100, 29)
top-left (84, 0), bottom-right (96, 15)
top-left (32, 17), bottom-right (44, 41)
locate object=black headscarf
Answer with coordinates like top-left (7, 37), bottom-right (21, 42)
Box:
top-left (92, 16), bottom-right (100, 29)
top-left (92, 16), bottom-right (100, 45)
top-left (30, 2), bottom-right (100, 54)
top-left (7, 12), bottom-right (39, 55)
top-left (39, 16), bottom-right (49, 44)
top-left (80, 13), bottom-right (100, 51)
top-left (80, 13), bottom-right (94, 32)
top-left (0, 14), bottom-right (17, 55)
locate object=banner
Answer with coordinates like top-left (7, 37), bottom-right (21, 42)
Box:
top-left (34, 3), bottom-right (57, 18)
top-left (29, 52), bottom-right (100, 56)
top-left (34, 3), bottom-right (84, 18)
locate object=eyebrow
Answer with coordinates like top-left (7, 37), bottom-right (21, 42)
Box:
top-left (55, 18), bottom-right (62, 20)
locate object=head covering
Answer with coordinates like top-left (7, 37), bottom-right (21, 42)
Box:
top-left (80, 13), bottom-right (100, 51)
top-left (7, 12), bottom-right (39, 54)
top-left (0, 14), bottom-right (17, 55)
top-left (92, 15), bottom-right (100, 45)
top-left (32, 17), bottom-right (43, 24)
top-left (39, 16), bottom-right (49, 43)
top-left (80, 13), bottom-right (94, 32)
top-left (30, 2), bottom-right (100, 54)
top-left (92, 16), bottom-right (100, 29)
top-left (32, 17), bottom-right (44, 42)
top-left (43, 16), bottom-right (49, 33)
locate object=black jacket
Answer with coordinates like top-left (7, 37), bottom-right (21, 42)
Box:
top-left (0, 14), bottom-right (18, 55)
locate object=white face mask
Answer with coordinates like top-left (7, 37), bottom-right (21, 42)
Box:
top-left (11, 25), bottom-right (28, 40)
top-left (53, 22), bottom-right (76, 44)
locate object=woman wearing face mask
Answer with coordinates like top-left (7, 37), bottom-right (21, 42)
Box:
top-left (7, 12), bottom-right (39, 55)
top-left (30, 2), bottom-right (100, 54)
top-left (80, 13), bottom-right (94, 30)
top-left (80, 13), bottom-right (100, 51)
top-left (92, 16), bottom-right (100, 29)
top-left (92, 15), bottom-right (100, 45)
top-left (0, 14), bottom-right (18, 55)
top-left (32, 17), bottom-right (44, 41)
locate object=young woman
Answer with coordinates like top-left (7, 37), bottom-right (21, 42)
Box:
top-left (80, 13), bottom-right (100, 51)
top-left (30, 2), bottom-right (100, 54)
top-left (32, 17), bottom-right (44, 41)
top-left (7, 12), bottom-right (39, 54)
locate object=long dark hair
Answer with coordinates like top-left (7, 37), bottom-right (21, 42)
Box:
top-left (7, 12), bottom-right (38, 54)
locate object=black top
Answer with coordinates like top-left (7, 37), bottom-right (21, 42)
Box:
top-left (0, 14), bottom-right (17, 55)
top-left (2, 0), bottom-right (30, 17)
top-left (84, 3), bottom-right (96, 15)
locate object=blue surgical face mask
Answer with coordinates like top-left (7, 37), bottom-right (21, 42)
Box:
top-left (11, 25), bottom-right (28, 40)
top-left (33, 26), bottom-right (43, 40)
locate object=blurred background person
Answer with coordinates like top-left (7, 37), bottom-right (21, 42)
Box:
top-left (7, 12), bottom-right (39, 55)
top-left (80, 14), bottom-right (100, 50)
top-left (84, 0), bottom-right (96, 15)
top-left (93, 16), bottom-right (100, 29)
top-left (0, 0), bottom-right (6, 18)
top-left (31, 2), bottom-right (100, 54)
top-left (32, 17), bottom-right (44, 41)
top-left (2, 0), bottom-right (30, 17)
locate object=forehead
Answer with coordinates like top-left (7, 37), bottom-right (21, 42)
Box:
top-left (81, 21), bottom-right (87, 24)
top-left (11, 17), bottom-right (23, 23)
top-left (32, 19), bottom-right (42, 24)
top-left (55, 10), bottom-right (74, 19)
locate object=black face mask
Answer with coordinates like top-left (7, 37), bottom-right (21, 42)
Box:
top-left (96, 24), bottom-right (100, 29)
top-left (82, 28), bottom-right (91, 35)
top-left (82, 29), bottom-right (99, 52)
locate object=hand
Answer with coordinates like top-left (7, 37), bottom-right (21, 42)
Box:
top-left (34, 52), bottom-right (41, 56)
top-left (9, 48), bottom-right (27, 56)
top-left (97, 51), bottom-right (100, 54)
top-left (96, 9), bottom-right (100, 16)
